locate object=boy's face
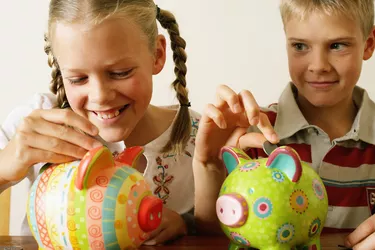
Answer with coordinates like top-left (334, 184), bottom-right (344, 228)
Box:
top-left (285, 12), bottom-right (375, 108)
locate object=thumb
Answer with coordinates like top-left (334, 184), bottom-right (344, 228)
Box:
top-left (238, 132), bottom-right (267, 149)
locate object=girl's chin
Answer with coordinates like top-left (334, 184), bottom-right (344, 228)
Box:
top-left (96, 130), bottom-right (128, 144)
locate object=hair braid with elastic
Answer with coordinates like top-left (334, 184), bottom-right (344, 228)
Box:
top-left (157, 7), bottom-right (191, 155)
top-left (44, 33), bottom-right (68, 108)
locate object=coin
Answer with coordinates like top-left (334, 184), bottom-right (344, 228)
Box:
top-left (262, 141), bottom-right (279, 155)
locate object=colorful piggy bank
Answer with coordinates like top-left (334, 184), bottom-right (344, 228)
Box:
top-left (27, 146), bottom-right (162, 250)
top-left (216, 146), bottom-right (328, 250)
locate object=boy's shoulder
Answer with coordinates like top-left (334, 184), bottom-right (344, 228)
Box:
top-left (253, 84), bottom-right (375, 146)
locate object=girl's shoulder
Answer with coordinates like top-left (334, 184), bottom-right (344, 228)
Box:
top-left (1, 93), bottom-right (57, 136)
top-left (6, 93), bottom-right (57, 118)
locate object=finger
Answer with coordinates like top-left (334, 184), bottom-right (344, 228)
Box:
top-left (215, 85), bottom-right (243, 114)
top-left (346, 216), bottom-right (375, 247)
top-left (25, 147), bottom-right (79, 165)
top-left (20, 131), bottom-right (88, 159)
top-left (143, 229), bottom-right (165, 246)
top-left (144, 228), bottom-right (173, 246)
top-left (238, 132), bottom-right (268, 149)
top-left (34, 109), bottom-right (99, 136)
top-left (238, 90), bottom-right (261, 125)
top-left (351, 232), bottom-right (375, 250)
top-left (256, 112), bottom-right (279, 143)
top-left (203, 104), bottom-right (227, 129)
top-left (145, 222), bottom-right (165, 241)
top-left (31, 119), bottom-right (102, 150)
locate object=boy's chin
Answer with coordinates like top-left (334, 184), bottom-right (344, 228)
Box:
top-left (304, 95), bottom-right (343, 108)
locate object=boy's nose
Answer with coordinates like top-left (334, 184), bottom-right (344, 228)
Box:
top-left (308, 51), bottom-right (332, 73)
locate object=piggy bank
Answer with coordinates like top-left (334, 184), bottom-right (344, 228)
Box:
top-left (216, 146), bottom-right (328, 250)
top-left (27, 146), bottom-right (162, 250)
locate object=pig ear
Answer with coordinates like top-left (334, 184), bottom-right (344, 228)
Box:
top-left (266, 146), bottom-right (302, 182)
top-left (220, 146), bottom-right (252, 174)
top-left (114, 146), bottom-right (144, 168)
top-left (75, 146), bottom-right (114, 190)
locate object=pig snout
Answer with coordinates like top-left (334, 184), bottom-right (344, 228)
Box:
top-left (138, 196), bottom-right (163, 232)
top-left (216, 194), bottom-right (249, 228)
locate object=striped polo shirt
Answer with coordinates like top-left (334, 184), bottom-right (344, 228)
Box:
top-left (246, 83), bottom-right (375, 232)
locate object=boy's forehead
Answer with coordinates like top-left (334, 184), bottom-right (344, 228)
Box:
top-left (284, 12), bottom-right (363, 40)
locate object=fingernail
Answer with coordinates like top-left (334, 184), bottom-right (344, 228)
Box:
top-left (91, 126), bottom-right (99, 135)
top-left (250, 117), bottom-right (259, 125)
top-left (272, 133), bottom-right (279, 142)
top-left (220, 119), bottom-right (227, 129)
top-left (143, 240), bottom-right (156, 245)
top-left (93, 141), bottom-right (103, 148)
top-left (345, 239), bottom-right (352, 248)
top-left (233, 103), bottom-right (242, 113)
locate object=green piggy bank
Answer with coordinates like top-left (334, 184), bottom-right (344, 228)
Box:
top-left (216, 146), bottom-right (328, 250)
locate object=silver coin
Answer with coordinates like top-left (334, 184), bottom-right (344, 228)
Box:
top-left (262, 141), bottom-right (279, 155)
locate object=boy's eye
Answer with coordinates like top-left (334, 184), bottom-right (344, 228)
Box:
top-left (292, 43), bottom-right (308, 51)
top-left (330, 43), bottom-right (346, 50)
top-left (110, 69), bottom-right (134, 78)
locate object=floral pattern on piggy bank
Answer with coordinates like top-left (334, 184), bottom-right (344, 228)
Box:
top-left (27, 146), bottom-right (162, 250)
top-left (216, 146), bottom-right (328, 250)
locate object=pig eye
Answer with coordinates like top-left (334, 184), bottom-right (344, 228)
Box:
top-left (216, 193), bottom-right (248, 228)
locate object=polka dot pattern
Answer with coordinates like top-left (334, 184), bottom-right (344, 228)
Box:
top-left (290, 190), bottom-right (309, 214)
top-left (277, 223), bottom-right (295, 243)
top-left (240, 162), bottom-right (260, 172)
top-left (253, 197), bottom-right (273, 219)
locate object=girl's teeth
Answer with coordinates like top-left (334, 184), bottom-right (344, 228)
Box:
top-left (97, 109), bottom-right (121, 120)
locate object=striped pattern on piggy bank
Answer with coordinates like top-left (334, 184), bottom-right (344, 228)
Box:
top-left (216, 146), bottom-right (328, 250)
top-left (27, 146), bottom-right (162, 250)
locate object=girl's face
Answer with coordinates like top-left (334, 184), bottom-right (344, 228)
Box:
top-left (51, 17), bottom-right (166, 142)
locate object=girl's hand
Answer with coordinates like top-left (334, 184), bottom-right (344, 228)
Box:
top-left (0, 108), bottom-right (102, 183)
top-left (143, 207), bottom-right (187, 245)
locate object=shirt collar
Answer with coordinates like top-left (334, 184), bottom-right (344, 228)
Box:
top-left (273, 83), bottom-right (375, 144)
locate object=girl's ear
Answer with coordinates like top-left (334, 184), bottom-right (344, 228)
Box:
top-left (152, 34), bottom-right (167, 74)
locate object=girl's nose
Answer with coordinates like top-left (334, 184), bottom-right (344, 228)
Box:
top-left (88, 76), bottom-right (116, 104)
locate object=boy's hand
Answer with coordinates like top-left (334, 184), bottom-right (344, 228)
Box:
top-left (194, 84), bottom-right (279, 165)
top-left (345, 215), bottom-right (375, 249)
top-left (143, 207), bottom-right (187, 246)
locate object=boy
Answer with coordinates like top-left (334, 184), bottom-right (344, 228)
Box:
top-left (193, 0), bottom-right (375, 248)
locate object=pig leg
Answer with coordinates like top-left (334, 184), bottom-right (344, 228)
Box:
top-left (297, 238), bottom-right (321, 250)
top-left (228, 243), bottom-right (257, 250)
top-left (228, 242), bottom-right (242, 250)
top-left (261, 245), bottom-right (291, 250)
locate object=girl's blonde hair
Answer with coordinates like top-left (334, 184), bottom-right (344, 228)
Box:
top-left (44, 0), bottom-right (191, 155)
top-left (280, 0), bottom-right (375, 39)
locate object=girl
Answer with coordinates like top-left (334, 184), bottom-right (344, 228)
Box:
top-left (0, 0), bottom-right (200, 245)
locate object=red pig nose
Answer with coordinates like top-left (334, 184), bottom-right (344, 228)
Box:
top-left (138, 196), bottom-right (163, 232)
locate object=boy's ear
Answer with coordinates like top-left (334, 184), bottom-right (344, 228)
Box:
top-left (363, 25), bottom-right (375, 61)
top-left (152, 34), bottom-right (167, 75)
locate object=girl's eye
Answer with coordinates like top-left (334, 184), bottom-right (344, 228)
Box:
top-left (292, 43), bottom-right (308, 51)
top-left (110, 69), bottom-right (134, 78)
top-left (330, 43), bottom-right (347, 51)
top-left (67, 77), bottom-right (87, 85)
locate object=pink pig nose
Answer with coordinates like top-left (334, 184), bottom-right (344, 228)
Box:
top-left (138, 196), bottom-right (163, 232)
top-left (216, 193), bottom-right (248, 228)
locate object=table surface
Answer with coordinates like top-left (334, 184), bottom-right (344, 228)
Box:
top-left (0, 233), bottom-right (350, 250)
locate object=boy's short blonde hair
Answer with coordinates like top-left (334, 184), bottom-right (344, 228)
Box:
top-left (280, 0), bottom-right (375, 39)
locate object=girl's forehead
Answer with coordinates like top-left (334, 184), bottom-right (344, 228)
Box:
top-left (50, 18), bottom-right (151, 69)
